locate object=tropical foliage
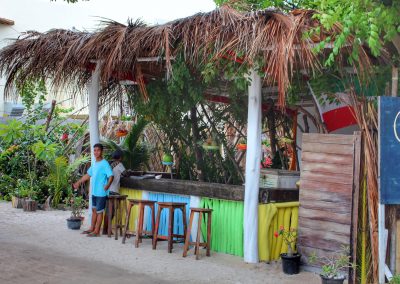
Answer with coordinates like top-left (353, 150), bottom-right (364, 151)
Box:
top-left (0, 80), bottom-right (87, 206)
top-left (104, 117), bottom-right (149, 170)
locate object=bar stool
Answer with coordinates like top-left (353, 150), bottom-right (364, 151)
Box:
top-left (122, 199), bottom-right (156, 247)
top-left (106, 195), bottom-right (128, 240)
top-left (183, 208), bottom-right (212, 260)
top-left (152, 202), bottom-right (187, 253)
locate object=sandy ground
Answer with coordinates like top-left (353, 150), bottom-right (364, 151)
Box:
top-left (0, 201), bottom-right (321, 284)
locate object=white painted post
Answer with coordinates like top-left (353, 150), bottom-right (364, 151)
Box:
top-left (379, 203), bottom-right (386, 284)
top-left (87, 63), bottom-right (101, 218)
top-left (243, 69), bottom-right (262, 263)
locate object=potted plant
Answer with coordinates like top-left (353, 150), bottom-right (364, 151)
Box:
top-left (237, 138), bottom-right (247, 150)
top-left (11, 187), bottom-right (24, 209)
top-left (202, 136), bottom-right (220, 151)
top-left (274, 226), bottom-right (301, 275)
top-left (22, 186), bottom-right (38, 212)
top-left (162, 151), bottom-right (174, 165)
top-left (309, 245), bottom-right (355, 284)
top-left (15, 179), bottom-right (38, 212)
top-left (65, 194), bottom-right (86, 230)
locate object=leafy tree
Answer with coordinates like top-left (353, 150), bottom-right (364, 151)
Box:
top-left (215, 0), bottom-right (400, 64)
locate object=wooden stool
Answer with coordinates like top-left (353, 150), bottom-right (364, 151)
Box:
top-left (106, 195), bottom-right (128, 240)
top-left (122, 199), bottom-right (156, 248)
top-left (152, 202), bottom-right (187, 253)
top-left (183, 208), bottom-right (212, 260)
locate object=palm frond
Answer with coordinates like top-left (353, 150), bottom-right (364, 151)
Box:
top-left (124, 118), bottom-right (148, 151)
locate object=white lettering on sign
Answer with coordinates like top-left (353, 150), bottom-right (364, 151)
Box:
top-left (394, 111), bottom-right (400, 143)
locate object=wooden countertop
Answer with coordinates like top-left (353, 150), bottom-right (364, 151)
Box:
top-left (120, 177), bottom-right (299, 203)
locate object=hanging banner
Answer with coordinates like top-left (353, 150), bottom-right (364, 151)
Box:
top-left (379, 96), bottom-right (400, 204)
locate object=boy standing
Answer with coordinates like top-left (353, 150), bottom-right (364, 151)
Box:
top-left (102, 151), bottom-right (126, 234)
top-left (108, 151), bottom-right (126, 195)
top-left (73, 143), bottom-right (114, 237)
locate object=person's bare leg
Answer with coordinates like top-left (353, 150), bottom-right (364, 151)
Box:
top-left (89, 208), bottom-right (97, 232)
top-left (93, 212), bottom-right (103, 234)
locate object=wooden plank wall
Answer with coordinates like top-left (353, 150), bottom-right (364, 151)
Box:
top-left (298, 133), bottom-right (358, 268)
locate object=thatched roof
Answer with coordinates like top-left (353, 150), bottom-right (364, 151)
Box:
top-left (0, 6), bottom-right (369, 106)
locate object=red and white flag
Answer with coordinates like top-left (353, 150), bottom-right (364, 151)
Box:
top-left (315, 92), bottom-right (357, 133)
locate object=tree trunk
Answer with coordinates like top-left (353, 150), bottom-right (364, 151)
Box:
top-left (190, 107), bottom-right (205, 182)
top-left (200, 104), bottom-right (245, 183)
top-left (44, 100), bottom-right (56, 132)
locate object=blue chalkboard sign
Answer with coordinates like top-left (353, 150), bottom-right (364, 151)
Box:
top-left (379, 97), bottom-right (400, 204)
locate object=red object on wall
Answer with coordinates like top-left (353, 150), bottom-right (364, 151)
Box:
top-left (322, 106), bottom-right (358, 132)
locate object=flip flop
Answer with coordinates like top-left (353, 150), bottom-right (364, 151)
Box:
top-left (81, 230), bottom-right (93, 235)
top-left (87, 232), bottom-right (100, 237)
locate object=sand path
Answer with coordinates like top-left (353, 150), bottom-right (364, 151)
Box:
top-left (0, 202), bottom-right (320, 283)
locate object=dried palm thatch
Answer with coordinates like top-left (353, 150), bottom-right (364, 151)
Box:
top-left (0, 7), bottom-right (312, 104)
top-left (349, 91), bottom-right (379, 283)
top-left (0, 6), bottom-right (372, 106)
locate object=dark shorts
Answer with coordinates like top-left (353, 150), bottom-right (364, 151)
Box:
top-left (92, 195), bottom-right (107, 213)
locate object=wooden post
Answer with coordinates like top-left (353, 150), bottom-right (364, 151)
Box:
top-left (243, 69), bottom-right (262, 263)
top-left (303, 114), bottom-right (310, 133)
top-left (392, 67), bottom-right (398, 97)
top-left (190, 107), bottom-right (205, 181)
top-left (350, 132), bottom-right (362, 284)
top-left (396, 219), bottom-right (400, 273)
top-left (266, 98), bottom-right (277, 158)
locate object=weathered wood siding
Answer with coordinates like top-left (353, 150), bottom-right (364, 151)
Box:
top-left (298, 133), bottom-right (359, 268)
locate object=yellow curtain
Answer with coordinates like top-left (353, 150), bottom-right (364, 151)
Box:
top-left (258, 202), bottom-right (299, 261)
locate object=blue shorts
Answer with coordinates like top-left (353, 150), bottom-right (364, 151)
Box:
top-left (92, 195), bottom-right (107, 213)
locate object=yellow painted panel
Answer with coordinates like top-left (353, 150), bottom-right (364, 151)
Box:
top-left (258, 202), bottom-right (299, 262)
top-left (118, 188), bottom-right (143, 232)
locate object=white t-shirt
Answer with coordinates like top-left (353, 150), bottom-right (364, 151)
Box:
top-left (108, 162), bottom-right (126, 193)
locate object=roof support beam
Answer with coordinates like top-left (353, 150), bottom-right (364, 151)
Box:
top-left (137, 56), bottom-right (176, 62)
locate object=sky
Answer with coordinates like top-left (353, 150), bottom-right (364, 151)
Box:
top-left (1, 0), bottom-right (216, 33)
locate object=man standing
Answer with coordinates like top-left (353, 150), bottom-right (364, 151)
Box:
top-left (73, 143), bottom-right (114, 237)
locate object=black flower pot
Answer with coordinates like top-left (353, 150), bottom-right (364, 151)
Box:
top-left (281, 253), bottom-right (301, 275)
top-left (320, 275), bottom-right (345, 284)
top-left (66, 218), bottom-right (82, 230)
